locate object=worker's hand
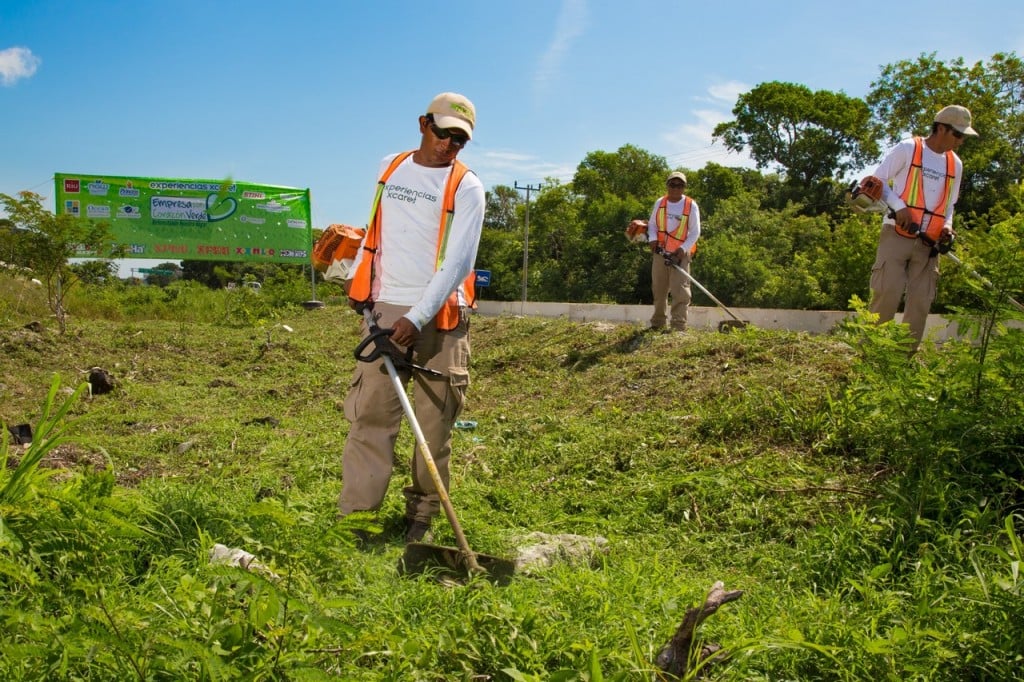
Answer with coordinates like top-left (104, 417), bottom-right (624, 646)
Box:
top-left (649, 241), bottom-right (660, 254)
top-left (936, 226), bottom-right (956, 254)
top-left (892, 207), bottom-right (913, 230)
top-left (389, 316), bottom-right (420, 348)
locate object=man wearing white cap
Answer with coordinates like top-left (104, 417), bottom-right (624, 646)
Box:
top-left (865, 104), bottom-right (977, 348)
top-left (340, 92), bottom-right (485, 543)
top-left (633, 171), bottom-right (702, 332)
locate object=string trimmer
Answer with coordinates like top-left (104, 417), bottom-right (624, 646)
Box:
top-left (354, 308), bottom-right (515, 585)
top-left (655, 248), bottom-right (749, 331)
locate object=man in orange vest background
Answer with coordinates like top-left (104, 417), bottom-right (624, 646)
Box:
top-left (641, 171), bottom-right (702, 332)
top-left (339, 92), bottom-right (485, 544)
top-left (866, 104), bottom-right (976, 348)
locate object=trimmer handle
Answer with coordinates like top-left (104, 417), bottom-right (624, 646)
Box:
top-left (353, 324), bottom-right (396, 364)
top-left (656, 247), bottom-right (679, 267)
top-left (353, 310), bottom-right (443, 377)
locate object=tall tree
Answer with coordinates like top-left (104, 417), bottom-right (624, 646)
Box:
top-left (713, 81), bottom-right (880, 214)
top-left (484, 185), bottom-right (522, 232)
top-left (562, 146), bottom-right (669, 303)
top-left (573, 144), bottom-right (668, 204)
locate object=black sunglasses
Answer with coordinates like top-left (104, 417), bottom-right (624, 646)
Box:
top-left (667, 181), bottom-right (686, 188)
top-left (946, 124), bottom-right (964, 139)
top-left (426, 116), bottom-right (469, 147)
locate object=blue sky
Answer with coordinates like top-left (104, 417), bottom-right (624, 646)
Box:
top-left (2, 0), bottom-right (1023, 272)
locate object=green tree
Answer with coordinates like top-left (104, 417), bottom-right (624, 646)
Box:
top-left (0, 217), bottom-right (17, 264)
top-left (518, 180), bottom-right (586, 302)
top-left (694, 194), bottom-right (839, 309)
top-left (0, 191), bottom-right (123, 332)
top-left (70, 260), bottom-right (118, 286)
top-left (145, 262), bottom-right (182, 287)
top-left (557, 145), bottom-right (669, 303)
top-left (686, 163), bottom-right (785, 216)
top-left (713, 81), bottom-right (880, 214)
top-left (484, 185), bottom-right (522, 232)
top-left (573, 144), bottom-right (668, 203)
top-left (474, 228), bottom-right (522, 301)
top-left (810, 215), bottom-right (876, 309)
top-left (867, 51), bottom-right (1024, 222)
top-left (686, 163), bottom-right (747, 217)
top-left (474, 186), bottom-right (528, 301)
top-left (181, 260), bottom-right (225, 288)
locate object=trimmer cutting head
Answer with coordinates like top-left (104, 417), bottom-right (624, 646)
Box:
top-left (400, 542), bottom-right (516, 586)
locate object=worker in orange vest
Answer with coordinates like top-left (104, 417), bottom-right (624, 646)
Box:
top-left (640, 171), bottom-right (702, 332)
top-left (866, 105), bottom-right (976, 348)
top-left (339, 92), bottom-right (485, 544)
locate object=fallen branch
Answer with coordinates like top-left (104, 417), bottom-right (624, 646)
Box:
top-left (655, 581), bottom-right (743, 679)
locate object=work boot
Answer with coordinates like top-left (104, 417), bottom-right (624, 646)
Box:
top-left (405, 520), bottom-right (433, 544)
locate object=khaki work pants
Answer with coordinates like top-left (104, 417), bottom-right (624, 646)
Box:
top-left (338, 302), bottom-right (470, 524)
top-left (651, 251), bottom-right (692, 331)
top-left (868, 224), bottom-right (939, 346)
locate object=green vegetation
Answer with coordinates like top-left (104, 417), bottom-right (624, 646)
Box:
top-left (1, 263), bottom-right (1022, 680)
top-left (0, 191), bottom-right (123, 333)
top-left (1, 47), bottom-right (1022, 682)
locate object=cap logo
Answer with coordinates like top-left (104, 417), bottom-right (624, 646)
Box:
top-left (449, 102), bottom-right (474, 124)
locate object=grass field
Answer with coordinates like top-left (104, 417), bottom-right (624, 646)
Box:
top-left (2, 275), bottom-right (1022, 681)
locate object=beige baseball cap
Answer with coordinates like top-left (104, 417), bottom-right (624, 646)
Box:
top-left (934, 105), bottom-right (979, 136)
top-left (427, 92), bottom-right (476, 139)
top-left (667, 171), bottom-right (687, 185)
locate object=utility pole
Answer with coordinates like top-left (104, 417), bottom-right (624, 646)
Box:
top-left (514, 181), bottom-right (541, 310)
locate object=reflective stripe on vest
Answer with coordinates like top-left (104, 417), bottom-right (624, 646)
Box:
top-left (896, 136), bottom-right (956, 243)
top-left (348, 151), bottom-right (475, 331)
top-left (655, 195), bottom-right (695, 255)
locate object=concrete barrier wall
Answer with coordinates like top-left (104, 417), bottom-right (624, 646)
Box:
top-left (475, 300), bottom-right (984, 342)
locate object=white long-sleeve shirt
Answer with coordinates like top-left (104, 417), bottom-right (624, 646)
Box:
top-left (646, 195), bottom-right (701, 253)
top-left (350, 152), bottom-right (485, 329)
top-left (874, 137), bottom-right (963, 230)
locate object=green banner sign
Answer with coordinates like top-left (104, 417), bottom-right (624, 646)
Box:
top-left (54, 173), bottom-right (311, 263)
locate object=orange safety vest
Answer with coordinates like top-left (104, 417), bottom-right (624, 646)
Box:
top-left (654, 195), bottom-right (696, 255)
top-left (896, 136), bottom-right (956, 244)
top-left (348, 151), bottom-right (476, 331)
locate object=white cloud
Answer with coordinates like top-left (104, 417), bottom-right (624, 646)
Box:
top-left (533, 0), bottom-right (587, 102)
top-left (706, 80), bottom-right (748, 105)
top-left (659, 81), bottom-right (757, 169)
top-left (477, 149), bottom-right (576, 187)
top-left (0, 46), bottom-right (41, 86)
top-left (482, 150), bottom-right (536, 164)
